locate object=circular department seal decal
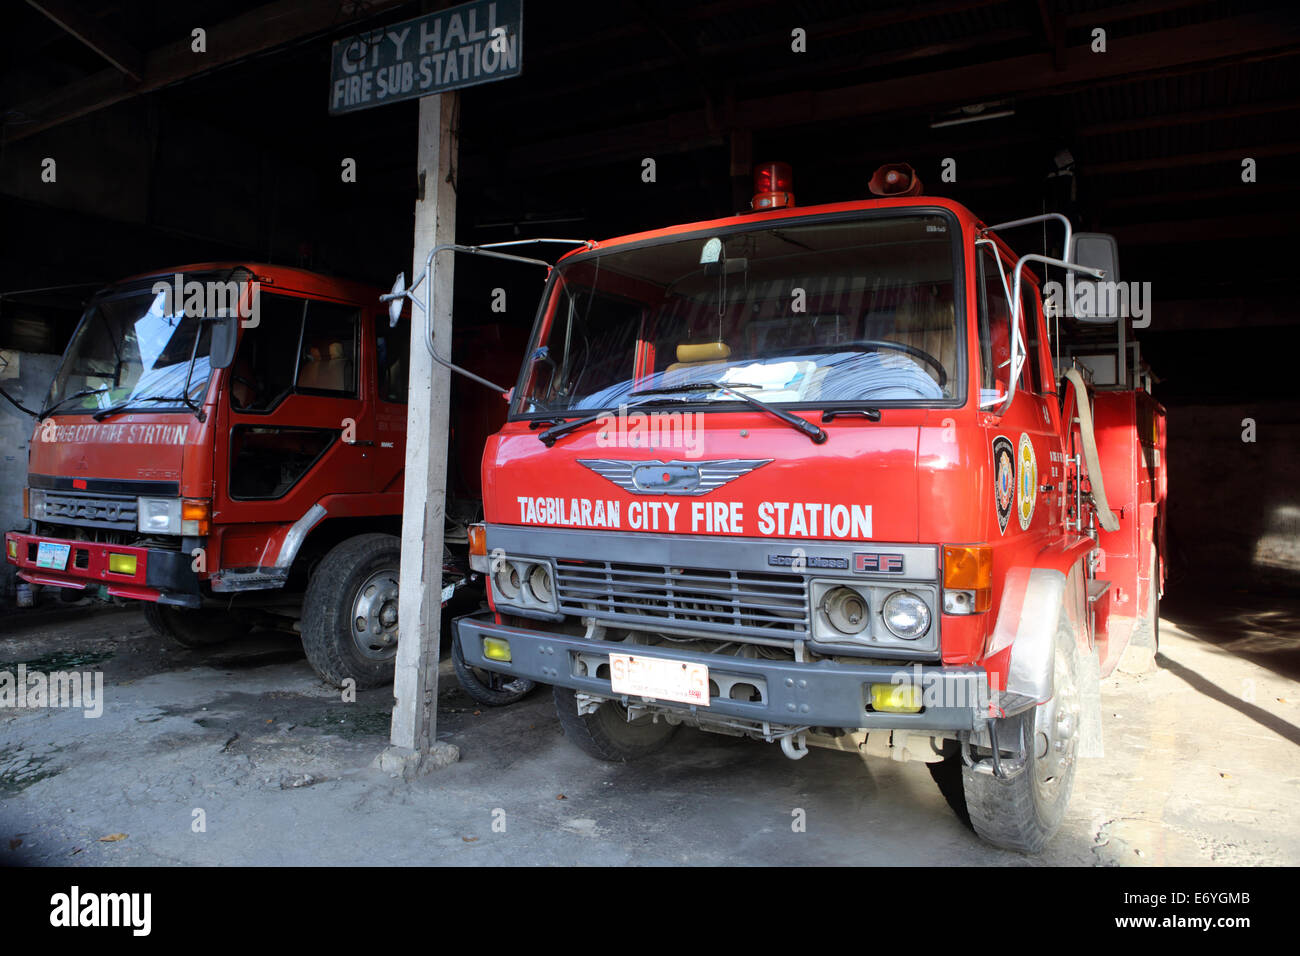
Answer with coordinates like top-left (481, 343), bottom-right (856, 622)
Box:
top-left (1017, 432), bottom-right (1038, 530)
top-left (992, 436), bottom-right (1014, 534)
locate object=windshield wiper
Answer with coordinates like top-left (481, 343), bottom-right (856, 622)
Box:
top-left (630, 381), bottom-right (827, 444)
top-left (93, 394), bottom-right (202, 422)
top-left (39, 387), bottom-right (113, 419)
top-left (536, 396), bottom-right (694, 447)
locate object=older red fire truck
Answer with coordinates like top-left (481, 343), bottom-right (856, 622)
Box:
top-left (4, 263), bottom-right (518, 697)
top-left (451, 163), bottom-right (1166, 852)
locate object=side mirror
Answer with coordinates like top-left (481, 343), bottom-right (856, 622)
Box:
top-left (208, 314), bottom-right (238, 369)
top-left (387, 272), bottom-right (406, 327)
top-left (1067, 232), bottom-right (1120, 323)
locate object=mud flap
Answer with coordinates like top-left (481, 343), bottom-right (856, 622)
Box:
top-left (1077, 643), bottom-right (1104, 758)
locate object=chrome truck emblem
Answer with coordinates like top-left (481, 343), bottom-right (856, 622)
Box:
top-left (577, 459), bottom-right (772, 496)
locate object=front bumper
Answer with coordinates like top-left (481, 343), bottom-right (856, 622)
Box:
top-left (456, 613), bottom-right (989, 731)
top-left (5, 531), bottom-right (201, 607)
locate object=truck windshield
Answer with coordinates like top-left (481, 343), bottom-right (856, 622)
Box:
top-left (44, 281), bottom-right (214, 417)
top-left (516, 213), bottom-right (959, 415)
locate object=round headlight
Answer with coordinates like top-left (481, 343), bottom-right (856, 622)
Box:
top-left (526, 562), bottom-right (553, 604)
top-left (822, 586), bottom-right (869, 635)
top-left (882, 591), bottom-right (931, 640)
top-left (493, 563), bottom-right (522, 602)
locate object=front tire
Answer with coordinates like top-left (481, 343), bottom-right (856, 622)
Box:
top-left (451, 636), bottom-right (537, 706)
top-left (143, 602), bottom-right (248, 648)
top-left (553, 686), bottom-right (678, 761)
top-left (959, 615), bottom-right (1082, 853)
top-left (300, 533), bottom-right (401, 688)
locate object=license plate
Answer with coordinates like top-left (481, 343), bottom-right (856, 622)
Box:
top-left (35, 542), bottom-right (71, 571)
top-left (608, 652), bottom-right (709, 707)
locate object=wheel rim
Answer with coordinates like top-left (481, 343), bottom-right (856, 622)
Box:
top-left (351, 568), bottom-right (400, 661)
top-left (1032, 644), bottom-right (1080, 801)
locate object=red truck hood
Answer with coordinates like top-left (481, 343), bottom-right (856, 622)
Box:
top-left (30, 413), bottom-right (198, 488)
top-left (483, 411), bottom-right (925, 543)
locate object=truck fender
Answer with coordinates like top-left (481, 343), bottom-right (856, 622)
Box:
top-left (987, 566), bottom-right (1066, 715)
top-left (986, 559), bottom-right (1100, 753)
top-left (275, 502), bottom-right (328, 570)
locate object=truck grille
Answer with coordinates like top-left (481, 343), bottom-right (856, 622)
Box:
top-left (554, 559), bottom-right (810, 642)
top-left (40, 491), bottom-right (137, 531)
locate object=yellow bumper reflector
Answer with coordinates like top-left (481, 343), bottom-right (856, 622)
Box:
top-left (108, 553), bottom-right (138, 575)
top-left (482, 637), bottom-right (512, 662)
top-left (870, 683), bottom-right (923, 714)
top-left (6, 539), bottom-right (17, 559)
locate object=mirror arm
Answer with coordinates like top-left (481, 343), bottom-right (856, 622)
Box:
top-left (980, 213), bottom-right (1072, 263)
top-left (380, 239), bottom-right (594, 399)
top-left (994, 254), bottom-right (1105, 418)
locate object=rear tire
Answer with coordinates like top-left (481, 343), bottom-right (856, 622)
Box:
top-left (958, 612), bottom-right (1082, 853)
top-left (451, 636), bottom-right (537, 706)
top-left (553, 686), bottom-right (678, 761)
top-left (1119, 546), bottom-right (1160, 674)
top-left (300, 533), bottom-right (401, 689)
top-left (143, 602), bottom-right (249, 648)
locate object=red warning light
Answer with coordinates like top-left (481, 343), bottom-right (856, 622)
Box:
top-left (752, 162), bottom-right (795, 210)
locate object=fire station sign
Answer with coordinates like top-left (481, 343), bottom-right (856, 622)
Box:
top-left (328, 0), bottom-right (522, 115)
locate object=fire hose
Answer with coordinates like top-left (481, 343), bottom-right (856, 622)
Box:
top-left (1062, 368), bottom-right (1120, 533)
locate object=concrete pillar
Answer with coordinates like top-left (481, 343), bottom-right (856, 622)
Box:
top-left (377, 91), bottom-right (461, 777)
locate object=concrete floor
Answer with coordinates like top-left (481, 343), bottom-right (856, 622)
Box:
top-left (1, 586), bottom-right (1298, 866)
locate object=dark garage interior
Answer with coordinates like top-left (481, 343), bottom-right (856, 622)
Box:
top-left (4, 0), bottom-right (1298, 595)
top-left (0, 0), bottom-right (1298, 875)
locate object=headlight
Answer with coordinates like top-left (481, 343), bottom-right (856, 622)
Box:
top-left (489, 556), bottom-right (557, 615)
top-left (821, 586), bottom-right (869, 635)
top-left (493, 562), bottom-right (522, 601)
top-left (881, 591), bottom-right (931, 640)
top-left (29, 489), bottom-right (46, 520)
top-left (526, 562), bottom-right (553, 604)
top-left (137, 497), bottom-right (182, 534)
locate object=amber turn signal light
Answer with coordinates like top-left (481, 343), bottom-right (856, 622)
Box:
top-left (943, 545), bottom-right (993, 613)
top-left (468, 523), bottom-right (488, 572)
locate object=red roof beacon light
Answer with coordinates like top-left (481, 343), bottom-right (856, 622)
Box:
top-left (752, 161), bottom-right (795, 210)
top-left (868, 162), bottom-right (924, 197)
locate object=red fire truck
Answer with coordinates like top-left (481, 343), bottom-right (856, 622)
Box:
top-left (451, 163), bottom-right (1166, 852)
top-left (3, 263), bottom-right (519, 696)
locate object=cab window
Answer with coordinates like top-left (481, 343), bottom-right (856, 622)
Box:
top-left (375, 317), bottom-right (410, 404)
top-left (230, 295), bottom-right (361, 410)
top-left (296, 301), bottom-right (359, 397)
top-left (1019, 280), bottom-right (1044, 394)
top-left (978, 247), bottom-right (1042, 399)
top-left (977, 246), bottom-right (1011, 401)
top-left (230, 294), bottom-right (305, 411)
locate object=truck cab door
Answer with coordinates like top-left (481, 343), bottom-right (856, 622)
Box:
top-left (216, 293), bottom-right (369, 531)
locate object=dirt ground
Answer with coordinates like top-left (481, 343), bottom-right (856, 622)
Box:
top-left (0, 585), bottom-right (1297, 866)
